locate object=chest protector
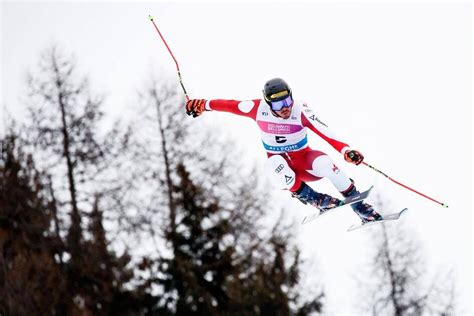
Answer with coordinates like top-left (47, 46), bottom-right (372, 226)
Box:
top-left (256, 100), bottom-right (308, 153)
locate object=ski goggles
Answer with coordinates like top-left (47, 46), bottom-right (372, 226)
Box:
top-left (269, 95), bottom-right (293, 111)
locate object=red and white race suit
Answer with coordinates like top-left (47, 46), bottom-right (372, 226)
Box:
top-left (205, 99), bottom-right (354, 193)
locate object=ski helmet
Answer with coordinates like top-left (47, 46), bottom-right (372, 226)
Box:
top-left (263, 78), bottom-right (293, 109)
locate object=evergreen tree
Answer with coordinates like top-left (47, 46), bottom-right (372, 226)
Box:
top-left (79, 196), bottom-right (159, 315)
top-left (153, 163), bottom-right (324, 315)
top-left (0, 133), bottom-right (67, 315)
top-left (157, 164), bottom-right (233, 314)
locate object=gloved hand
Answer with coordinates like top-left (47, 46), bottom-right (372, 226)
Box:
top-left (344, 149), bottom-right (364, 165)
top-left (185, 99), bottom-right (207, 117)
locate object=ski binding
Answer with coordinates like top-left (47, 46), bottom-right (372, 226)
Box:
top-left (301, 186), bottom-right (374, 225)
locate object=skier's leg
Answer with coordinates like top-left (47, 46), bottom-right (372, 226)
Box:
top-left (264, 155), bottom-right (342, 209)
top-left (264, 154), bottom-right (298, 190)
top-left (291, 181), bottom-right (344, 210)
top-left (309, 154), bottom-right (352, 191)
top-left (340, 180), bottom-right (382, 222)
top-left (307, 152), bottom-right (382, 221)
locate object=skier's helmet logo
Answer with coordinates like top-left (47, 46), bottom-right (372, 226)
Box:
top-left (263, 78), bottom-right (293, 112)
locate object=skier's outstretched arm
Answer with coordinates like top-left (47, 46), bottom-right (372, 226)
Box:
top-left (300, 104), bottom-right (364, 165)
top-left (186, 99), bottom-right (259, 120)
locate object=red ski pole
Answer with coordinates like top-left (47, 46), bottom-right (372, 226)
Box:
top-left (148, 15), bottom-right (189, 102)
top-left (361, 161), bottom-right (448, 208)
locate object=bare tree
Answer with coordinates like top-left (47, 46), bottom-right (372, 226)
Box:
top-left (24, 44), bottom-right (131, 249)
top-left (20, 45), bottom-right (144, 314)
top-left (356, 199), bottom-right (457, 315)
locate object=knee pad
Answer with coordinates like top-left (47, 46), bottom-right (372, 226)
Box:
top-left (311, 155), bottom-right (351, 191)
top-left (311, 155), bottom-right (338, 177)
top-left (264, 155), bottom-right (296, 190)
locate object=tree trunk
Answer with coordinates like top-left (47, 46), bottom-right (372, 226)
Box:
top-left (153, 89), bottom-right (176, 236)
top-left (381, 224), bottom-right (403, 316)
top-left (48, 175), bottom-right (64, 266)
top-left (51, 54), bottom-right (82, 256)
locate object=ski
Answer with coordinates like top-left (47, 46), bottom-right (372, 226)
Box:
top-left (347, 208), bottom-right (408, 232)
top-left (301, 186), bottom-right (374, 225)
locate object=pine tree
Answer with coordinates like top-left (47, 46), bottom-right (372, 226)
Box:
top-left (157, 164), bottom-right (233, 314)
top-left (0, 133), bottom-right (67, 315)
top-left (78, 195), bottom-right (159, 315)
top-left (152, 163), bottom-right (324, 316)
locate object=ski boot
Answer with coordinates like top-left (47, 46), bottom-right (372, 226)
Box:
top-left (292, 182), bottom-right (344, 214)
top-left (341, 180), bottom-right (383, 223)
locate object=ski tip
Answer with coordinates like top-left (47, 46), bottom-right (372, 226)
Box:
top-left (148, 15), bottom-right (154, 21)
top-left (441, 203), bottom-right (449, 208)
top-left (397, 208), bottom-right (408, 216)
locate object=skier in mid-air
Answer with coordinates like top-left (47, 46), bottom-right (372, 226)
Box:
top-left (185, 78), bottom-right (382, 223)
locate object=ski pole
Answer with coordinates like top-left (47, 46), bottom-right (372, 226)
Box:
top-left (361, 161), bottom-right (448, 208)
top-left (148, 15), bottom-right (189, 102)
